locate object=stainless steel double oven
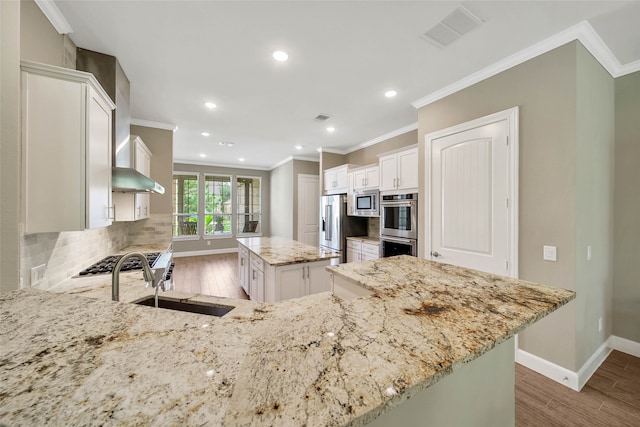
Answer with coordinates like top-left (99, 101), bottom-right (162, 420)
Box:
top-left (380, 193), bottom-right (418, 257)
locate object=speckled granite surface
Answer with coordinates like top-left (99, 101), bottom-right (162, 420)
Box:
top-left (0, 255), bottom-right (574, 426)
top-left (237, 236), bottom-right (340, 266)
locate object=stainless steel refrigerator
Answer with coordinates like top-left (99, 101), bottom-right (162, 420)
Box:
top-left (320, 194), bottom-right (367, 263)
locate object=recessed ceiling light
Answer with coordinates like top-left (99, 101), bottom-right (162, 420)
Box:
top-left (204, 102), bottom-right (216, 109)
top-left (201, 131), bottom-right (210, 137)
top-left (219, 141), bottom-right (234, 147)
top-left (199, 154), bottom-right (206, 158)
top-left (326, 127), bottom-right (335, 133)
top-left (385, 90), bottom-right (398, 98)
top-left (238, 158), bottom-right (245, 162)
top-left (316, 147), bottom-right (322, 153)
top-left (295, 145), bottom-right (303, 150)
top-left (272, 50), bottom-right (288, 62)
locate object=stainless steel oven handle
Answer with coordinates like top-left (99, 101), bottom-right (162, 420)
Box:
top-left (381, 236), bottom-right (414, 244)
top-left (380, 200), bottom-right (416, 207)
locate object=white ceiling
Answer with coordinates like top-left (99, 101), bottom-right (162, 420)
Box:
top-left (53, 1), bottom-right (640, 170)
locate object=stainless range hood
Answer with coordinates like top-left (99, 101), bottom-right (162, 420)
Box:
top-left (77, 48), bottom-right (164, 194)
top-left (112, 167), bottom-right (165, 194)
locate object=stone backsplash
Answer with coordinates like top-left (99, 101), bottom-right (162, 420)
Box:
top-left (20, 222), bottom-right (130, 290)
top-left (128, 214), bottom-right (172, 247)
top-left (368, 217), bottom-right (380, 238)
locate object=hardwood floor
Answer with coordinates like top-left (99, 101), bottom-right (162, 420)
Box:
top-left (172, 253), bottom-right (248, 300)
top-left (171, 254), bottom-right (639, 425)
top-left (516, 350), bottom-right (640, 426)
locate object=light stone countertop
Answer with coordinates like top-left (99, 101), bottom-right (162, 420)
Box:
top-left (0, 255), bottom-right (574, 426)
top-left (237, 236), bottom-right (340, 266)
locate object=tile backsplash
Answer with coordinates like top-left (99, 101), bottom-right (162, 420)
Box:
top-left (20, 222), bottom-right (130, 290)
top-left (368, 217), bottom-right (380, 238)
top-left (128, 213), bottom-right (172, 246)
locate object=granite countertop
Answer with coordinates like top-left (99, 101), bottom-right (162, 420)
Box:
top-left (237, 236), bottom-right (340, 266)
top-left (347, 236), bottom-right (380, 245)
top-left (0, 255), bottom-right (574, 426)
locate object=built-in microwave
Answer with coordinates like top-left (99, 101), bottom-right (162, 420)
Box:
top-left (349, 189), bottom-right (379, 217)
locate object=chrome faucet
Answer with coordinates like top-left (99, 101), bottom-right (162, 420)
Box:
top-left (111, 252), bottom-right (166, 302)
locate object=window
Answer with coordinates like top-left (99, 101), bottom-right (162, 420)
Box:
top-left (204, 175), bottom-right (231, 236)
top-left (236, 176), bottom-right (261, 234)
top-left (172, 173), bottom-right (199, 237)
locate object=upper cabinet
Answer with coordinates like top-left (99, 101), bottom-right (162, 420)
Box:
top-left (379, 146), bottom-right (419, 193)
top-left (351, 164), bottom-right (379, 191)
top-left (324, 164), bottom-right (357, 195)
top-left (112, 136), bottom-right (152, 221)
top-left (21, 61), bottom-right (116, 233)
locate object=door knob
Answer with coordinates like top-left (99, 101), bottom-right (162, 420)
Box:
top-left (431, 251), bottom-right (441, 257)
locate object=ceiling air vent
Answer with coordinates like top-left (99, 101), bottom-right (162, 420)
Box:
top-left (421, 5), bottom-right (483, 48)
top-left (314, 114), bottom-right (331, 122)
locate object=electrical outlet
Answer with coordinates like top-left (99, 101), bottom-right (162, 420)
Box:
top-left (207, 240), bottom-right (211, 246)
top-left (543, 245), bottom-right (557, 262)
top-left (587, 245), bottom-right (592, 261)
top-left (30, 264), bottom-right (47, 287)
top-left (598, 317), bottom-right (603, 332)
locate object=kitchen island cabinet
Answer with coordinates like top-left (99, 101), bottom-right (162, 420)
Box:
top-left (237, 236), bottom-right (340, 303)
top-left (21, 61), bottom-right (116, 233)
top-left (1, 255), bottom-right (574, 426)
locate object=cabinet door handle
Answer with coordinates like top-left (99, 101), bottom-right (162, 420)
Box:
top-left (253, 270), bottom-right (256, 279)
top-left (241, 258), bottom-right (244, 266)
top-left (396, 177), bottom-right (400, 188)
top-left (393, 178), bottom-right (396, 188)
top-left (302, 266), bottom-right (306, 280)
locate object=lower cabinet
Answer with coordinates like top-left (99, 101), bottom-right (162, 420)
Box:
top-left (347, 239), bottom-right (380, 262)
top-left (264, 260), bottom-right (331, 303)
top-left (249, 253), bottom-right (265, 302)
top-left (238, 244), bottom-right (250, 294)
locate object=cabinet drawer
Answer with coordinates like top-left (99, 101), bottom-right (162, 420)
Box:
top-left (347, 240), bottom-right (362, 250)
top-left (250, 253), bottom-right (264, 271)
top-left (362, 242), bottom-right (380, 256)
top-left (239, 245), bottom-right (249, 256)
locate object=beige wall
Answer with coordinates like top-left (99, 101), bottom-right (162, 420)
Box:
top-left (270, 161), bottom-right (294, 239)
top-left (0, 0), bottom-right (22, 292)
top-left (418, 42), bottom-right (582, 370)
top-left (574, 44), bottom-right (615, 364)
top-left (19, 0), bottom-right (65, 66)
top-left (346, 130), bottom-right (417, 165)
top-left (612, 71), bottom-right (640, 342)
top-left (269, 159), bottom-right (320, 241)
top-left (172, 163), bottom-right (271, 253)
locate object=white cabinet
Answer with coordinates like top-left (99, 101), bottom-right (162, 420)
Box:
top-left (21, 61), bottom-right (116, 233)
top-left (238, 244), bottom-right (250, 294)
top-left (352, 165), bottom-right (379, 191)
top-left (324, 164), bottom-right (357, 195)
top-left (347, 238), bottom-right (380, 262)
top-left (249, 253), bottom-right (265, 302)
top-left (379, 146), bottom-right (419, 193)
top-left (112, 136), bottom-right (152, 221)
top-left (267, 260), bottom-right (331, 302)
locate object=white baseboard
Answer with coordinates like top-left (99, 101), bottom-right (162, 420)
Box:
top-left (608, 335), bottom-right (640, 358)
top-left (172, 247), bottom-right (238, 258)
top-left (516, 348), bottom-right (580, 390)
top-left (516, 334), bottom-right (640, 391)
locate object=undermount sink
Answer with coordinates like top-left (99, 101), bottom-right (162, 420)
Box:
top-left (135, 297), bottom-right (235, 317)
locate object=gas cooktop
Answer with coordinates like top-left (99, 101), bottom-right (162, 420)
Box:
top-left (77, 252), bottom-right (161, 276)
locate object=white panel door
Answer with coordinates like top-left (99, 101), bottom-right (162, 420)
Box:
top-left (430, 120), bottom-right (509, 276)
top-left (297, 174), bottom-right (319, 246)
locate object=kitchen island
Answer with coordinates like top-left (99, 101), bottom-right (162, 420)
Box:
top-left (237, 236), bottom-right (340, 302)
top-left (0, 256), bottom-right (574, 426)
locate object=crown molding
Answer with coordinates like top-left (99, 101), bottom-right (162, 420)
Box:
top-left (318, 147), bottom-right (349, 155)
top-left (345, 122), bottom-right (418, 154)
top-left (131, 119), bottom-right (177, 132)
top-left (173, 159), bottom-right (270, 171)
top-left (412, 20), bottom-right (636, 110)
top-left (35, 0), bottom-right (73, 34)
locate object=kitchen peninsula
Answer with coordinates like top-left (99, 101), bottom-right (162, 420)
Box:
top-left (0, 256), bottom-right (574, 426)
top-left (237, 236), bottom-right (340, 302)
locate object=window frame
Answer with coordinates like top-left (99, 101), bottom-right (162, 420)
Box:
top-left (172, 172), bottom-right (200, 240)
top-left (203, 173), bottom-right (233, 239)
top-left (235, 175), bottom-right (262, 237)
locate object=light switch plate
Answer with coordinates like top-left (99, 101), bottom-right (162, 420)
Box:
top-left (543, 245), bottom-right (557, 262)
